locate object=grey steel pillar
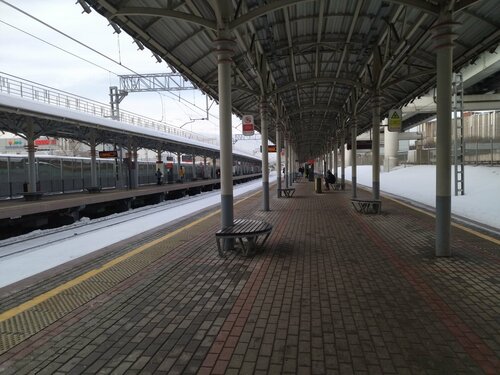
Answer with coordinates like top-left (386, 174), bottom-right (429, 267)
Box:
top-left (372, 93), bottom-right (381, 199)
top-left (26, 121), bottom-right (37, 193)
top-left (384, 123), bottom-right (399, 172)
top-left (284, 138), bottom-right (289, 188)
top-left (340, 133), bottom-right (345, 190)
top-left (260, 98), bottom-right (270, 210)
top-left (214, 35), bottom-right (235, 234)
top-left (192, 153), bottom-right (196, 180)
top-left (132, 146), bottom-right (139, 188)
top-left (334, 139), bottom-right (338, 178)
top-left (433, 10), bottom-right (455, 257)
top-left (177, 151), bottom-right (182, 180)
top-left (276, 126), bottom-right (282, 197)
top-left (90, 132), bottom-right (98, 187)
top-left (116, 145), bottom-right (124, 189)
top-left (351, 118), bottom-right (358, 198)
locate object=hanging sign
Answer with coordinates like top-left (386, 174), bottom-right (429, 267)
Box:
top-left (99, 151), bottom-right (118, 158)
top-left (259, 145), bottom-right (277, 153)
top-left (242, 114), bottom-right (255, 136)
top-left (388, 109), bottom-right (402, 132)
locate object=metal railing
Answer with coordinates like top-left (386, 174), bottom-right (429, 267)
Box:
top-left (0, 72), bottom-right (219, 146)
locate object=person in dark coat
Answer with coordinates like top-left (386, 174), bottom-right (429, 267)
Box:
top-left (325, 170), bottom-right (336, 190)
top-left (155, 168), bottom-right (163, 185)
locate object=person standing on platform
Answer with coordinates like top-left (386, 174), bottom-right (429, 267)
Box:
top-left (155, 168), bottom-right (163, 185)
top-left (179, 166), bottom-right (185, 183)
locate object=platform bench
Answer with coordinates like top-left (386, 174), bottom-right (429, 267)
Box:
top-left (215, 219), bottom-right (273, 257)
top-left (351, 198), bottom-right (382, 214)
top-left (278, 188), bottom-right (296, 197)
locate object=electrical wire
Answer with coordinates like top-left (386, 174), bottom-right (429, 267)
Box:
top-left (0, 19), bottom-right (116, 75)
top-left (0, 0), bottom-right (218, 121)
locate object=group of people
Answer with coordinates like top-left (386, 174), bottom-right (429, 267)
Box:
top-left (155, 166), bottom-right (185, 185)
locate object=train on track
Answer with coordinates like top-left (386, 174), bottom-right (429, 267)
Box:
top-left (0, 154), bottom-right (261, 199)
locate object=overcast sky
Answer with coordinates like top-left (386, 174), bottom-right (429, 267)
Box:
top-left (0, 0), bottom-right (246, 140)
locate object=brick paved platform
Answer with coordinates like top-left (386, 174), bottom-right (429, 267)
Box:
top-left (0, 181), bottom-right (498, 374)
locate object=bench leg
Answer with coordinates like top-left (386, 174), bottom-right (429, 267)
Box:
top-left (238, 237), bottom-right (249, 256)
top-left (217, 238), bottom-right (231, 258)
top-left (217, 238), bottom-right (235, 257)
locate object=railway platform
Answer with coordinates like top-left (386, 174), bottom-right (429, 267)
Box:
top-left (0, 180), bottom-right (499, 374)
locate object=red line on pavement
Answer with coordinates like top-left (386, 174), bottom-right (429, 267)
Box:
top-left (355, 216), bottom-right (499, 374)
top-left (200, 209), bottom-right (291, 374)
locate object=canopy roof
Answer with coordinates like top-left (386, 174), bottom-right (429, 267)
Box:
top-left (86, 0), bottom-right (500, 160)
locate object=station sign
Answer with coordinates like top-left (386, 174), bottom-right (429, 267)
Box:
top-left (99, 150), bottom-right (118, 158)
top-left (181, 154), bottom-right (193, 163)
top-left (165, 162), bottom-right (174, 168)
top-left (242, 114), bottom-right (255, 136)
top-left (35, 138), bottom-right (57, 146)
top-left (259, 145), bottom-right (277, 153)
top-left (388, 108), bottom-right (402, 132)
top-left (346, 140), bottom-right (372, 150)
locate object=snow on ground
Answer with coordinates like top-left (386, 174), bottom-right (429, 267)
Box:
top-left (342, 164), bottom-right (500, 230)
top-left (0, 176), bottom-right (274, 288)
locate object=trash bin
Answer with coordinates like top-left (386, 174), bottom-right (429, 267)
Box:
top-left (315, 177), bottom-right (322, 193)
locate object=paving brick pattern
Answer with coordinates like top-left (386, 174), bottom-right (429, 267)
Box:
top-left (0, 182), bottom-right (499, 374)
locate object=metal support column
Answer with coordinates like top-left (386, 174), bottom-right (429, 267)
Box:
top-left (433, 9), bottom-right (455, 257)
top-left (132, 146), bottom-right (139, 189)
top-left (352, 117), bottom-right (358, 198)
top-left (214, 34), bottom-right (235, 243)
top-left (334, 138), bottom-right (338, 178)
top-left (90, 132), bottom-right (98, 187)
top-left (192, 152), bottom-right (196, 180)
top-left (453, 72), bottom-right (465, 195)
top-left (276, 126), bottom-right (282, 197)
top-left (372, 94), bottom-right (381, 199)
top-left (284, 138), bottom-right (289, 188)
top-left (340, 132), bottom-right (345, 190)
top-left (26, 120), bottom-right (37, 193)
top-left (260, 98), bottom-right (270, 210)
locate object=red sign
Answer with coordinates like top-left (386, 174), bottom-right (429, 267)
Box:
top-left (242, 114), bottom-right (255, 136)
top-left (35, 139), bottom-right (57, 146)
top-left (165, 162), bottom-right (174, 168)
top-left (242, 123), bottom-right (254, 136)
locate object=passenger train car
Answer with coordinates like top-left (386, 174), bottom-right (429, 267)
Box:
top-left (0, 154), bottom-right (260, 198)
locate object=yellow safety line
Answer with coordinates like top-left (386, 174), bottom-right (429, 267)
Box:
top-left (382, 194), bottom-right (500, 246)
top-left (0, 189), bottom-right (262, 323)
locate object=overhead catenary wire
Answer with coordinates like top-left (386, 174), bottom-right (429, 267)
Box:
top-left (0, 0), bottom-right (219, 122)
